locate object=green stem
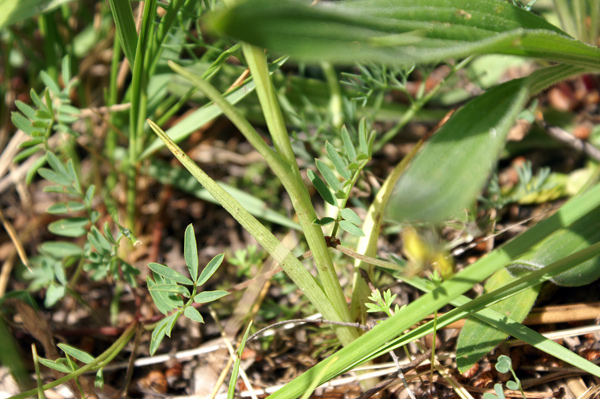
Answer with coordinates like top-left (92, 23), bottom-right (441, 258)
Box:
top-left (321, 62), bottom-right (343, 129)
top-left (168, 62), bottom-right (358, 344)
top-left (9, 322), bottom-right (138, 399)
top-left (240, 44), bottom-right (355, 335)
top-left (127, 0), bottom-right (157, 231)
top-left (105, 34), bottom-right (121, 191)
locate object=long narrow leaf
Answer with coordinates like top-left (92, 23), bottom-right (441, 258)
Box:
top-left (108, 0), bottom-right (138, 65)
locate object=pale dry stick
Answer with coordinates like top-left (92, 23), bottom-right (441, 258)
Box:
top-left (209, 355), bottom-right (235, 399)
top-left (78, 103), bottom-right (131, 119)
top-left (506, 323), bottom-right (600, 346)
top-left (0, 252), bottom-right (17, 298)
top-left (0, 130), bottom-right (28, 180)
top-left (388, 350), bottom-right (417, 399)
top-left (0, 208), bottom-right (30, 271)
top-left (246, 318), bottom-right (368, 343)
top-left (541, 120), bottom-right (600, 162)
top-left (208, 307), bottom-right (259, 399)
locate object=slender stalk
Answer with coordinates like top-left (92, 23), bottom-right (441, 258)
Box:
top-left (240, 44), bottom-right (355, 333)
top-left (166, 61), bottom-right (357, 342)
top-left (105, 34), bottom-right (122, 191)
top-left (321, 62), bottom-right (343, 129)
top-left (127, 0), bottom-right (157, 230)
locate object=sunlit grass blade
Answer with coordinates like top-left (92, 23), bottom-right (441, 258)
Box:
top-left (108, 0), bottom-right (138, 65)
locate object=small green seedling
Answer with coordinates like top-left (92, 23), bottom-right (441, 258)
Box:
top-left (483, 355), bottom-right (526, 399)
top-left (365, 289), bottom-right (400, 318)
top-left (147, 224), bottom-right (229, 354)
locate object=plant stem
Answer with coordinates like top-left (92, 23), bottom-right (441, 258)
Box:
top-left (127, 0), bottom-right (157, 231)
top-left (240, 44), bottom-right (355, 336)
top-left (321, 62), bottom-right (343, 129)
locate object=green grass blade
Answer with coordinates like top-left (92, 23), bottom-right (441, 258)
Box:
top-left (108, 0), bottom-right (138, 65)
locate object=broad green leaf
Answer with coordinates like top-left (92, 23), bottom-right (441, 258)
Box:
top-left (18, 138), bottom-right (44, 149)
top-left (495, 355), bottom-right (512, 374)
top-left (46, 152), bottom-right (68, 177)
top-left (184, 224), bottom-right (199, 282)
top-left (150, 316), bottom-right (171, 355)
top-left (339, 220), bottom-right (365, 237)
top-left (46, 201), bottom-right (86, 214)
top-left (194, 290), bottom-right (229, 304)
top-left (48, 217), bottom-right (89, 237)
top-left (44, 283), bottom-right (66, 308)
top-left (37, 357), bottom-right (71, 373)
top-left (357, 118), bottom-right (369, 156)
top-left (307, 169), bottom-right (337, 206)
top-left (507, 205), bottom-right (600, 286)
top-left (197, 254), bottom-right (225, 286)
top-left (385, 78), bottom-right (529, 224)
top-left (0, 0), bottom-right (75, 30)
top-left (39, 241), bottom-right (83, 258)
top-left (57, 344), bottom-right (94, 364)
top-left (149, 284), bottom-right (190, 297)
top-left (316, 159), bottom-right (340, 192)
top-left (211, 0), bottom-right (600, 70)
top-left (108, 0), bottom-right (138, 65)
top-left (341, 208), bottom-right (361, 225)
top-left (326, 142), bottom-right (350, 180)
top-left (148, 262), bottom-right (194, 285)
top-left (456, 268), bottom-right (540, 373)
top-left (183, 306), bottom-right (204, 323)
